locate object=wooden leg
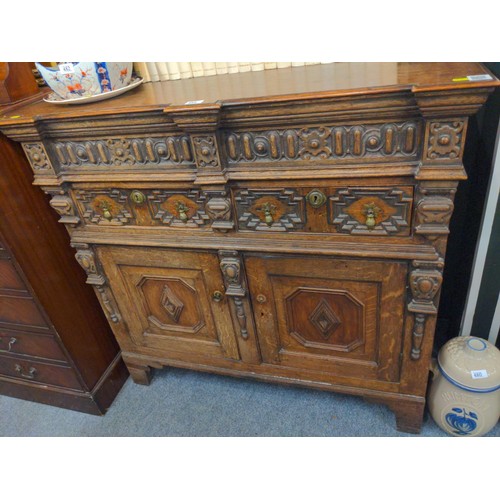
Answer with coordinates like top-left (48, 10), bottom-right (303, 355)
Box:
top-left (389, 399), bottom-right (425, 434)
top-left (126, 362), bottom-right (152, 386)
top-left (364, 396), bottom-right (425, 434)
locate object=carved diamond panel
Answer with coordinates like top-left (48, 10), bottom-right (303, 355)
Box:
top-left (308, 299), bottom-right (341, 339)
top-left (160, 284), bottom-right (184, 323)
top-left (137, 277), bottom-right (205, 334)
top-left (285, 288), bottom-right (364, 352)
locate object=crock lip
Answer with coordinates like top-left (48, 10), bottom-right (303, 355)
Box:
top-left (437, 360), bottom-right (500, 393)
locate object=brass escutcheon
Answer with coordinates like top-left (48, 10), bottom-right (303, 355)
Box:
top-left (306, 189), bottom-right (327, 208)
top-left (130, 190), bottom-right (146, 205)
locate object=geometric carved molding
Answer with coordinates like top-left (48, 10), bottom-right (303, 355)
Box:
top-left (425, 121), bottom-right (465, 161)
top-left (149, 189), bottom-right (210, 228)
top-left (75, 189), bottom-right (133, 226)
top-left (329, 187), bottom-right (414, 235)
top-left (225, 121), bottom-right (420, 163)
top-left (308, 299), bottom-right (342, 340)
top-left (235, 189), bottom-right (306, 232)
top-left (286, 288), bottom-right (364, 352)
top-left (22, 142), bottom-right (55, 174)
top-left (138, 277), bottom-right (204, 334)
top-left (160, 284), bottom-right (184, 323)
top-left (191, 134), bottom-right (220, 168)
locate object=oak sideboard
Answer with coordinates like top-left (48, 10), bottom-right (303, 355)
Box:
top-left (1, 62), bottom-right (497, 432)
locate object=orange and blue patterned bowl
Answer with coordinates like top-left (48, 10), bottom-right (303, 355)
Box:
top-left (35, 62), bottom-right (133, 100)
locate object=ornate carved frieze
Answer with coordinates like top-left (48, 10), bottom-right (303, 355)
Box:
top-left (329, 187), bottom-right (414, 235)
top-left (235, 189), bottom-right (306, 231)
top-left (22, 142), bottom-right (55, 174)
top-left (219, 250), bottom-right (248, 340)
top-left (425, 121), bottom-right (466, 161)
top-left (407, 259), bottom-right (444, 360)
top-left (224, 121), bottom-right (420, 163)
top-left (51, 135), bottom-right (193, 169)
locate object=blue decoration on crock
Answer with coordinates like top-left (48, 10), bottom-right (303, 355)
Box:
top-left (445, 407), bottom-right (478, 435)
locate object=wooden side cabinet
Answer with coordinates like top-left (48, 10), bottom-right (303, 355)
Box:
top-left (0, 131), bottom-right (128, 414)
top-left (1, 62), bottom-right (497, 432)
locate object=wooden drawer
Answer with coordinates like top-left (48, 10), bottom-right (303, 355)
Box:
top-left (0, 354), bottom-right (82, 390)
top-left (0, 258), bottom-right (28, 292)
top-left (233, 184), bottom-right (414, 236)
top-left (0, 293), bottom-right (50, 332)
top-left (0, 330), bottom-right (67, 362)
top-left (72, 187), bottom-right (218, 229)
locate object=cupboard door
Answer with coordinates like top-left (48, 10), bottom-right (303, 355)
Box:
top-left (245, 254), bottom-right (407, 382)
top-left (98, 247), bottom-right (240, 360)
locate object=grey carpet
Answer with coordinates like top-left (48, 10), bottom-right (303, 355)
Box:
top-left (1, 367), bottom-right (499, 437)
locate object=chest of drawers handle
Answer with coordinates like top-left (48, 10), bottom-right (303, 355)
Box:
top-left (0, 337), bottom-right (17, 353)
top-left (14, 363), bottom-right (37, 379)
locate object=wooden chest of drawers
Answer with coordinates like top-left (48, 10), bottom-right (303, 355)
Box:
top-left (1, 62), bottom-right (497, 432)
top-left (0, 132), bottom-right (128, 414)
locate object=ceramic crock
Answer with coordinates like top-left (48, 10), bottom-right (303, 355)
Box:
top-left (35, 62), bottom-right (133, 100)
top-left (428, 336), bottom-right (500, 436)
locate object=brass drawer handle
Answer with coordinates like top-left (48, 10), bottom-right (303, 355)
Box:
top-left (15, 364), bottom-right (37, 380)
top-left (175, 201), bottom-right (189, 222)
top-left (306, 189), bottom-right (327, 208)
top-left (0, 337), bottom-right (17, 352)
top-left (99, 200), bottom-right (113, 221)
top-left (260, 202), bottom-right (275, 226)
top-left (362, 202), bottom-right (381, 229)
top-left (212, 290), bottom-right (224, 302)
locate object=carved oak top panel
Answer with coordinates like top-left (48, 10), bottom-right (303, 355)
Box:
top-left (224, 121), bottom-right (421, 164)
top-left (49, 135), bottom-right (195, 170)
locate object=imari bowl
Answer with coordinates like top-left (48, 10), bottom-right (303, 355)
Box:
top-left (35, 62), bottom-right (133, 100)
